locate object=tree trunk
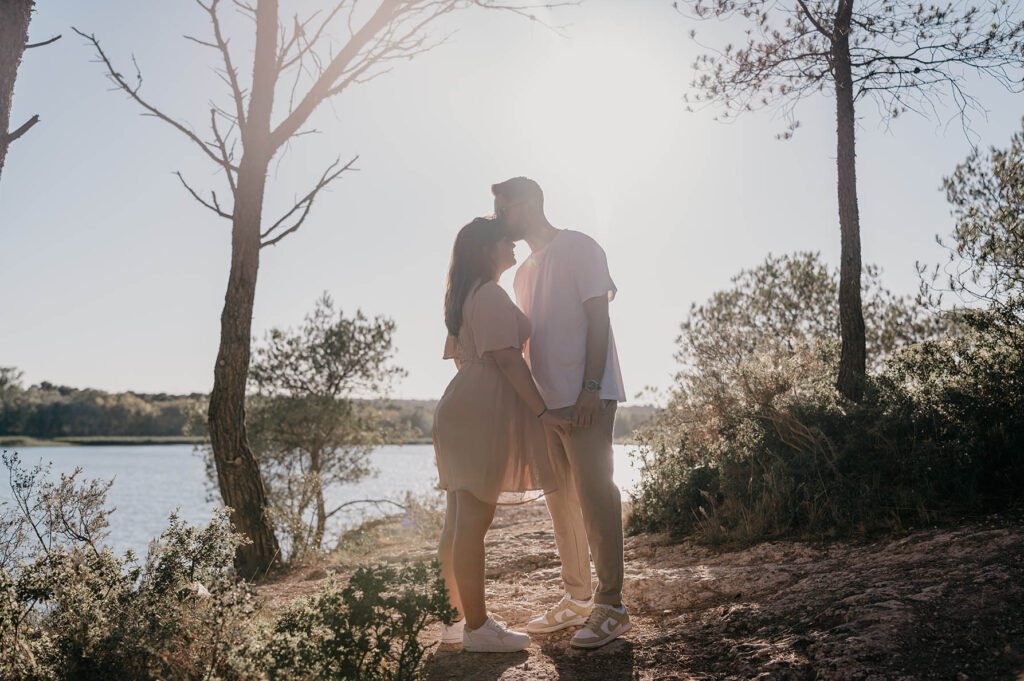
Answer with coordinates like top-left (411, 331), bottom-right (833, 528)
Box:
top-left (832, 0), bottom-right (866, 402)
top-left (0, 0), bottom-right (34, 182)
top-left (311, 448), bottom-right (326, 552)
top-left (207, 153), bottom-right (281, 577)
top-left (206, 0), bottom-right (283, 578)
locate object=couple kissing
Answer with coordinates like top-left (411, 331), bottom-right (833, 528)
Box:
top-left (432, 176), bottom-right (629, 653)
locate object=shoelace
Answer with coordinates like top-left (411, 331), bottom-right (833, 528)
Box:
top-left (488, 619), bottom-right (511, 638)
top-left (552, 596), bottom-right (573, 618)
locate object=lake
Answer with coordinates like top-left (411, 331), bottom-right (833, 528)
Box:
top-left (0, 444), bottom-right (644, 558)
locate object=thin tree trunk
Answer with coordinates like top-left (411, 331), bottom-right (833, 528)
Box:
top-left (311, 448), bottom-right (326, 552)
top-left (833, 0), bottom-right (866, 402)
top-left (206, 0), bottom-right (282, 577)
top-left (0, 0), bottom-right (34, 182)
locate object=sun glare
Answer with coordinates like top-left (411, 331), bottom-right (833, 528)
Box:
top-left (514, 37), bottom-right (680, 223)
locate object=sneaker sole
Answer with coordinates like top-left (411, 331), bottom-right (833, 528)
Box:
top-left (462, 641), bottom-right (531, 653)
top-left (569, 620), bottom-right (632, 649)
top-left (526, 615), bottom-right (589, 634)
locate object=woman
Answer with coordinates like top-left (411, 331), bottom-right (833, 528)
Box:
top-left (433, 216), bottom-right (567, 653)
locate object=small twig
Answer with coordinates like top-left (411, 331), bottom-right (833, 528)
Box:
top-left (175, 171), bottom-right (233, 219)
top-left (2, 115), bottom-right (40, 145)
top-left (324, 497), bottom-right (408, 520)
top-left (25, 34), bottom-right (62, 49)
top-left (260, 156), bottom-right (357, 248)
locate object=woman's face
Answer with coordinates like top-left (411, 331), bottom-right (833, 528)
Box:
top-left (491, 237), bottom-right (516, 275)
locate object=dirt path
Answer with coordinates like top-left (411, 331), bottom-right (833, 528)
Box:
top-left (257, 502), bottom-right (1024, 680)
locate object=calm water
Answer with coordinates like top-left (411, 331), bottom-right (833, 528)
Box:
top-left (0, 444), bottom-right (642, 557)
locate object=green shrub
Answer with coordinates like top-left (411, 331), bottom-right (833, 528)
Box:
top-left (629, 319), bottom-right (1024, 543)
top-left (630, 245), bottom-right (1023, 544)
top-left (264, 561), bottom-right (456, 681)
top-left (0, 452), bottom-right (262, 681)
top-left (1, 452), bottom-right (454, 681)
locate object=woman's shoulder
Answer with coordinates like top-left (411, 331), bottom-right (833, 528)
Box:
top-left (471, 280), bottom-right (513, 303)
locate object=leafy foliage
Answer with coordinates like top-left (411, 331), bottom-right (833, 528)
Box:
top-left (199, 292), bottom-right (406, 562)
top-left (679, 0), bottom-right (1024, 137)
top-left (630, 321), bottom-right (1024, 542)
top-left (265, 562), bottom-right (456, 681)
top-left (922, 115), bottom-right (1024, 331)
top-left (629, 251), bottom-right (1021, 542)
top-left (678, 251), bottom-right (943, 380)
top-left (0, 369), bottom-right (202, 440)
top-left (0, 451), bottom-right (262, 681)
top-left (0, 451), bottom-right (454, 681)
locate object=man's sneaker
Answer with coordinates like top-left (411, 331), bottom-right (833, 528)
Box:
top-left (526, 594), bottom-right (593, 633)
top-left (462, 617), bottom-right (531, 653)
top-left (440, 612), bottom-right (506, 644)
top-left (570, 604), bottom-right (631, 649)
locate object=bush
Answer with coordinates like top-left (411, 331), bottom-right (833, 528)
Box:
top-left (0, 452), bottom-right (454, 681)
top-left (0, 452), bottom-right (262, 681)
top-left (265, 561), bottom-right (456, 681)
top-left (629, 319), bottom-right (1024, 543)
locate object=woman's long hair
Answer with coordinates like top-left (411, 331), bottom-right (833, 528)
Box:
top-left (444, 217), bottom-right (503, 337)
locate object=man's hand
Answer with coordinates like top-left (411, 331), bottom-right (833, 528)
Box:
top-left (572, 389), bottom-right (601, 429)
top-left (540, 410), bottom-right (572, 436)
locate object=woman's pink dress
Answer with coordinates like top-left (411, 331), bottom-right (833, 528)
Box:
top-left (433, 281), bottom-right (559, 504)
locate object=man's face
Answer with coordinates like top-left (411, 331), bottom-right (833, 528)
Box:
top-left (494, 194), bottom-right (529, 240)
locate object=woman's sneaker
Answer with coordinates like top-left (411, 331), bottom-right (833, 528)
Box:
top-left (440, 612), bottom-right (506, 644)
top-left (462, 617), bottom-right (531, 653)
top-left (570, 604), bottom-right (631, 649)
top-left (526, 594), bottom-right (593, 633)
top-left (440, 618), bottom-right (465, 644)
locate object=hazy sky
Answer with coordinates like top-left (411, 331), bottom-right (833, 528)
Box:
top-left (1, 0), bottom-right (1021, 402)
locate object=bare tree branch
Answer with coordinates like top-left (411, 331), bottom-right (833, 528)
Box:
top-left (260, 156), bottom-right (358, 248)
top-left (795, 0), bottom-right (833, 41)
top-left (195, 0), bottom-right (249, 132)
top-left (25, 34), bottom-right (61, 49)
top-left (209, 108), bottom-right (239, 194)
top-left (175, 171), bottom-right (233, 219)
top-left (270, 0), bottom-right (402, 150)
top-left (2, 115), bottom-right (39, 145)
top-left (324, 497), bottom-right (407, 519)
top-left (71, 27), bottom-right (237, 176)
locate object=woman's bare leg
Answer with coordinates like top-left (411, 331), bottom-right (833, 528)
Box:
top-left (453, 490), bottom-right (497, 630)
top-left (437, 490), bottom-right (463, 620)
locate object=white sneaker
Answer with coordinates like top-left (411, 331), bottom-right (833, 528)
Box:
top-left (439, 612), bottom-right (506, 644)
top-left (440, 617), bottom-right (465, 644)
top-left (526, 593), bottom-right (593, 633)
top-left (570, 604), bottom-right (632, 649)
top-left (462, 617), bottom-right (531, 653)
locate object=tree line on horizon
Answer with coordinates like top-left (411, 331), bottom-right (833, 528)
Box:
top-left (0, 370), bottom-right (657, 444)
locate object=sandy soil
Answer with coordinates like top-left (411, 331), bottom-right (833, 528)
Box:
top-left (257, 501), bottom-right (1024, 680)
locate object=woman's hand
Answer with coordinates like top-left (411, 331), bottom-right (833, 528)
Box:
top-left (540, 410), bottom-right (572, 436)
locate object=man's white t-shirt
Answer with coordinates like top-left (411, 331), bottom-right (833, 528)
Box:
top-left (513, 229), bottom-right (626, 410)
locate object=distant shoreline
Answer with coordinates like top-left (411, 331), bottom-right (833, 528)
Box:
top-left (0, 436), bottom-right (209, 448)
top-left (1, 435), bottom-right (640, 448)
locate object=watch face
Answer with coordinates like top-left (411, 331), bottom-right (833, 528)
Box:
top-left (585, 380), bottom-right (601, 392)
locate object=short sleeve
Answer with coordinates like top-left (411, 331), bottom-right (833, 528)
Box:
top-left (442, 334), bottom-right (457, 360)
top-left (469, 283), bottom-right (523, 357)
top-left (572, 235), bottom-right (617, 303)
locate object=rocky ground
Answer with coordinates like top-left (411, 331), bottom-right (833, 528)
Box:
top-left (257, 501), bottom-right (1024, 680)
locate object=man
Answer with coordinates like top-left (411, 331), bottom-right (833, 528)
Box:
top-left (493, 176), bottom-right (630, 649)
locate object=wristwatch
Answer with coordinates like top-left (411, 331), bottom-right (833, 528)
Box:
top-left (583, 379), bottom-right (602, 393)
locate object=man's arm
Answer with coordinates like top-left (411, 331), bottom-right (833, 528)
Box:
top-left (573, 294), bottom-right (610, 428)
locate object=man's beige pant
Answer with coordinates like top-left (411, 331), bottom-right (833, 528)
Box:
top-left (543, 401), bottom-right (623, 606)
